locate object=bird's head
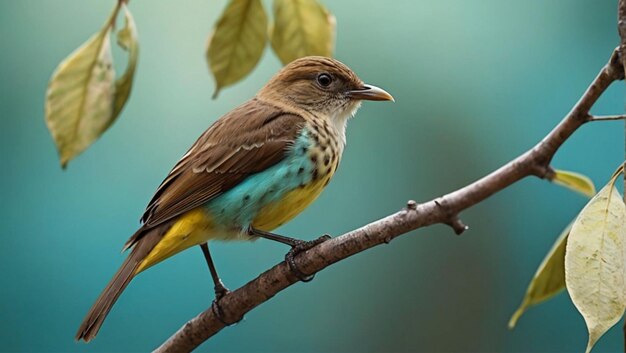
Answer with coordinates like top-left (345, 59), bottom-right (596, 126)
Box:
top-left (257, 56), bottom-right (393, 124)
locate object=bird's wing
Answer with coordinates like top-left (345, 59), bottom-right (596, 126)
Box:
top-left (125, 99), bottom-right (305, 249)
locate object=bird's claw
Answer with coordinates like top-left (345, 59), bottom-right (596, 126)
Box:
top-left (214, 280), bottom-right (230, 301)
top-left (212, 283), bottom-right (241, 326)
top-left (285, 234), bottom-right (331, 282)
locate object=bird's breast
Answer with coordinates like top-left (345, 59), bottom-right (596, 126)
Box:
top-left (205, 124), bottom-right (341, 234)
top-left (252, 122), bottom-right (341, 231)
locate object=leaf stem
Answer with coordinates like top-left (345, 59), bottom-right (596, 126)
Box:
top-left (108, 1), bottom-right (124, 29)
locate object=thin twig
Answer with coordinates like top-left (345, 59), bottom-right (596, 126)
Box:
top-left (588, 114), bottom-right (626, 122)
top-left (153, 49), bottom-right (624, 353)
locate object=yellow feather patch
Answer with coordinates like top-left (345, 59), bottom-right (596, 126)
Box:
top-left (252, 176), bottom-right (329, 231)
top-left (135, 176), bottom-right (330, 274)
top-left (135, 209), bottom-right (215, 274)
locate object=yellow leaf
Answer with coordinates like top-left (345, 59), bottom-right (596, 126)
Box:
top-left (113, 3), bottom-right (139, 119)
top-left (207, 0), bottom-right (268, 98)
top-left (508, 222), bottom-right (571, 329)
top-left (270, 0), bottom-right (335, 65)
top-left (552, 170), bottom-right (596, 198)
top-left (565, 176), bottom-right (626, 353)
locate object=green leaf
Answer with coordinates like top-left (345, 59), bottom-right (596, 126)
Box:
top-left (113, 3), bottom-right (139, 119)
top-left (44, 3), bottom-right (138, 169)
top-left (565, 175), bottom-right (626, 353)
top-left (551, 169), bottom-right (596, 198)
top-left (45, 30), bottom-right (115, 168)
top-left (207, 0), bottom-right (268, 98)
top-left (270, 0), bottom-right (335, 65)
top-left (508, 222), bottom-right (571, 329)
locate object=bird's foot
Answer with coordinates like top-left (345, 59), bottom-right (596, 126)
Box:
top-left (285, 234), bottom-right (331, 282)
top-left (211, 282), bottom-right (241, 326)
top-left (214, 280), bottom-right (230, 301)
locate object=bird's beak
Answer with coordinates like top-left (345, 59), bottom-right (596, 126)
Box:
top-left (347, 84), bottom-right (394, 102)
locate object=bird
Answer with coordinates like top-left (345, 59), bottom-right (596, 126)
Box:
top-left (75, 56), bottom-right (394, 342)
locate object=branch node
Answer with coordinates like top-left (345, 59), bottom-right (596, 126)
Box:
top-left (406, 199), bottom-right (417, 210)
top-left (383, 236), bottom-right (393, 244)
top-left (607, 48), bottom-right (625, 79)
top-left (530, 162), bottom-right (553, 179)
top-left (433, 199), bottom-right (467, 235)
top-left (544, 166), bottom-right (556, 180)
top-left (448, 217), bottom-right (469, 235)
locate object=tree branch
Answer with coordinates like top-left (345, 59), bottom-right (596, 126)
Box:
top-left (154, 50), bottom-right (624, 353)
top-left (617, 0), bottom-right (626, 351)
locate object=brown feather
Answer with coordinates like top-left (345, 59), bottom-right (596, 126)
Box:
top-left (75, 223), bottom-right (171, 342)
top-left (125, 99), bottom-right (305, 249)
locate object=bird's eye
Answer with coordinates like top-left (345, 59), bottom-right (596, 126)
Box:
top-left (316, 73), bottom-right (333, 87)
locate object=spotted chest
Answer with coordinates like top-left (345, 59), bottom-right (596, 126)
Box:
top-left (251, 119), bottom-right (342, 231)
top-left (203, 121), bottom-right (342, 237)
top-left (303, 117), bottom-right (342, 183)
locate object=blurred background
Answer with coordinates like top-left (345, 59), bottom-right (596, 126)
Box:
top-left (1, 0), bottom-right (624, 352)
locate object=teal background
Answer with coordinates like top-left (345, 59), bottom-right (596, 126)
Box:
top-left (1, 0), bottom-right (625, 352)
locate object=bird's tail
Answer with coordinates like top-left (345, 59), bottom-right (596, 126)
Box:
top-left (75, 225), bottom-right (165, 342)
